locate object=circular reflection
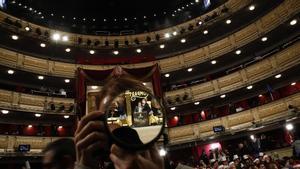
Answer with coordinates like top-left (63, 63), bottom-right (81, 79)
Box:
top-left (98, 76), bottom-right (165, 150)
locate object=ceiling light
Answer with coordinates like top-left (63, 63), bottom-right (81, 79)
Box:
top-left (195, 0), bottom-right (199, 3)
top-left (1, 110), bottom-right (9, 114)
top-left (180, 38), bottom-right (186, 43)
top-left (62, 35), bottom-right (69, 42)
top-left (58, 126), bottom-right (63, 129)
top-left (235, 50), bottom-right (241, 55)
top-left (35, 113), bottom-right (41, 117)
top-left (64, 115), bottom-right (70, 119)
top-left (226, 19), bottom-right (231, 24)
top-left (164, 33), bottom-right (171, 38)
top-left (170, 107), bottom-right (176, 110)
top-left (291, 82), bottom-right (296, 86)
top-left (40, 43), bottom-right (46, 48)
top-left (25, 26), bottom-right (30, 31)
top-left (89, 50), bottom-right (95, 54)
top-left (198, 21), bottom-right (202, 25)
top-left (187, 68), bottom-right (193, 72)
top-left (259, 94), bottom-right (263, 97)
top-left (7, 70), bottom-right (14, 74)
top-left (113, 50), bottom-right (119, 55)
top-left (91, 86), bottom-right (98, 90)
top-left (247, 85), bottom-right (253, 90)
top-left (290, 19), bottom-right (297, 25)
top-left (65, 48), bottom-right (71, 52)
top-left (220, 94), bottom-right (226, 98)
top-left (261, 37), bottom-right (268, 42)
top-left (275, 74), bottom-right (281, 79)
top-left (159, 148), bottom-right (167, 157)
top-left (52, 33), bottom-right (61, 41)
top-left (249, 5), bottom-right (255, 11)
top-left (28, 125), bottom-right (33, 128)
top-left (160, 44), bottom-right (165, 49)
top-left (172, 31), bottom-right (177, 36)
top-left (164, 73), bottom-right (170, 78)
top-left (194, 101), bottom-right (200, 105)
top-left (38, 76), bottom-right (44, 80)
top-left (136, 49), bottom-right (142, 53)
top-left (211, 60), bottom-right (217, 64)
top-left (285, 123), bottom-right (294, 131)
top-left (64, 79), bottom-right (70, 83)
top-left (203, 30), bottom-right (208, 34)
top-left (11, 35), bottom-right (18, 40)
top-left (250, 135), bottom-right (255, 140)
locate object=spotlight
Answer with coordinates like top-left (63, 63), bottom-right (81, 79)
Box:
top-left (261, 37), bottom-right (268, 42)
top-left (291, 82), bottom-right (296, 86)
top-left (259, 94), bottom-right (263, 97)
top-left (275, 74), bottom-right (281, 79)
top-left (198, 21), bottom-right (203, 25)
top-left (136, 49), bottom-right (142, 53)
top-left (64, 115), bottom-right (70, 119)
top-left (247, 85), bottom-right (253, 90)
top-left (159, 148), bottom-right (167, 157)
top-left (40, 43), bottom-right (46, 48)
top-left (52, 33), bottom-right (61, 41)
top-left (211, 60), bottom-right (217, 64)
top-left (194, 101), bottom-right (200, 105)
top-left (226, 19), bottom-right (231, 24)
top-left (172, 31), bottom-right (177, 36)
top-left (58, 126), bottom-right (63, 129)
top-left (7, 70), bottom-right (14, 74)
top-left (170, 107), bottom-right (176, 110)
top-left (38, 76), bottom-right (44, 80)
top-left (113, 50), bottom-right (119, 55)
top-left (28, 125), bottom-right (33, 128)
top-left (164, 73), bottom-right (170, 77)
top-left (35, 113), bottom-right (41, 117)
top-left (25, 26), bottom-right (31, 31)
top-left (290, 19), bottom-right (297, 26)
top-left (11, 35), bottom-right (18, 40)
top-left (235, 50), bottom-right (241, 55)
top-left (203, 30), bottom-right (208, 34)
top-left (64, 79), bottom-right (70, 83)
top-left (285, 123), bottom-right (294, 131)
top-left (164, 33), bottom-right (171, 38)
top-left (248, 5), bottom-right (255, 11)
top-left (62, 35), bottom-right (69, 42)
top-left (220, 94), bottom-right (226, 98)
top-left (1, 110), bottom-right (9, 114)
top-left (159, 44), bottom-right (165, 49)
top-left (250, 135), bottom-right (255, 140)
top-left (65, 48), bottom-right (71, 52)
top-left (187, 68), bottom-right (193, 72)
top-left (89, 50), bottom-right (95, 55)
top-left (142, 83), bottom-right (146, 86)
top-left (180, 38), bottom-right (186, 43)
top-left (91, 86), bottom-right (98, 90)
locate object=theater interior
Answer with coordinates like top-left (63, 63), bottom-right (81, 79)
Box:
top-left (0, 0), bottom-right (299, 168)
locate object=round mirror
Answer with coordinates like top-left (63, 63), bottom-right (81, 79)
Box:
top-left (98, 76), bottom-right (165, 150)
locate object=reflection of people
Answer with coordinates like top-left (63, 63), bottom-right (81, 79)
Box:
top-left (43, 138), bottom-right (75, 169)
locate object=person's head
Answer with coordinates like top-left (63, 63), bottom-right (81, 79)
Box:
top-left (238, 143), bottom-right (244, 149)
top-left (43, 138), bottom-right (75, 169)
top-left (141, 98), bottom-right (147, 105)
top-left (138, 101), bottom-right (142, 107)
top-left (266, 163), bottom-right (278, 169)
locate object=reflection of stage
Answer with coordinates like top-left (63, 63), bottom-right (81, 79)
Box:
top-left (107, 117), bottom-right (129, 126)
top-left (133, 125), bottom-right (162, 143)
